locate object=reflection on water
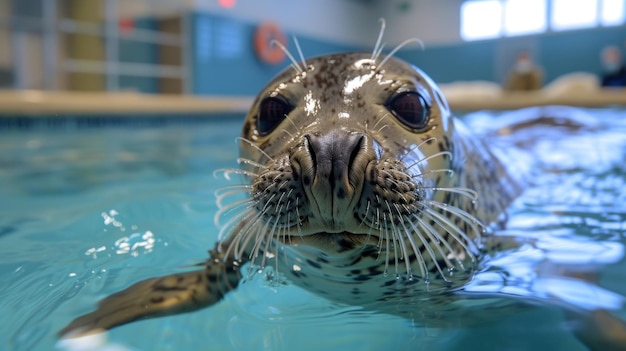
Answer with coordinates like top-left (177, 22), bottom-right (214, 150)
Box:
top-left (459, 107), bottom-right (626, 337)
top-left (0, 108), bottom-right (625, 351)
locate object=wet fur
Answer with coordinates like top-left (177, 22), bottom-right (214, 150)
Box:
top-left (58, 24), bottom-right (626, 350)
top-left (59, 47), bottom-right (517, 331)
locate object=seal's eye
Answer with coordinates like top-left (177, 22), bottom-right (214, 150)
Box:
top-left (257, 96), bottom-right (292, 136)
top-left (386, 92), bottom-right (430, 130)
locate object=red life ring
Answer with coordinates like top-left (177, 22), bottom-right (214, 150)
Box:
top-left (254, 22), bottom-right (286, 65)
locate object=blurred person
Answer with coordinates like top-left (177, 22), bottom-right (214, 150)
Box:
top-left (505, 50), bottom-right (543, 92)
top-left (600, 45), bottom-right (626, 87)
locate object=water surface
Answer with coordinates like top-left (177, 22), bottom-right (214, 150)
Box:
top-left (0, 108), bottom-right (625, 351)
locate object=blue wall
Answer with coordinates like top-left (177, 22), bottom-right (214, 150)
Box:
top-left (397, 26), bottom-right (626, 86)
top-left (190, 13), bottom-right (625, 94)
top-left (539, 27), bottom-right (626, 83)
top-left (397, 41), bottom-right (497, 84)
top-left (128, 12), bottom-right (624, 94)
top-left (190, 12), bottom-right (363, 96)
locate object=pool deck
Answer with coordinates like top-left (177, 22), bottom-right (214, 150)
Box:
top-left (0, 89), bottom-right (625, 116)
top-left (0, 91), bottom-right (254, 116)
top-left (443, 89), bottom-right (626, 111)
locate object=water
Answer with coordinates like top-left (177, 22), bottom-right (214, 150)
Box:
top-left (0, 108), bottom-right (625, 351)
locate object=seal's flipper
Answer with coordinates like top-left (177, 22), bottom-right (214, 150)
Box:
top-left (59, 248), bottom-right (241, 338)
top-left (571, 310), bottom-right (626, 351)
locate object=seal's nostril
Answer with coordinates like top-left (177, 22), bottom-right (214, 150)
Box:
top-left (303, 133), bottom-right (368, 192)
top-left (297, 132), bottom-right (372, 228)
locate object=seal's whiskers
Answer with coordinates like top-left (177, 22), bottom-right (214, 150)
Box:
top-left (377, 38), bottom-right (425, 70)
top-left (295, 197), bottom-right (304, 238)
top-left (247, 217), bottom-right (272, 273)
top-left (292, 35), bottom-right (307, 70)
top-left (405, 150), bottom-right (453, 170)
top-left (371, 18), bottom-right (387, 62)
top-left (408, 218), bottom-right (444, 281)
top-left (215, 186), bottom-right (252, 207)
top-left (260, 215), bottom-right (280, 269)
top-left (422, 205), bottom-right (482, 262)
top-left (389, 207), bottom-right (415, 278)
top-left (428, 187), bottom-right (479, 202)
top-left (410, 168), bottom-right (455, 178)
top-left (237, 157), bottom-right (267, 170)
top-left (412, 215), bottom-right (462, 268)
top-left (425, 201), bottom-right (483, 241)
top-left (234, 213), bottom-right (265, 258)
top-left (280, 128), bottom-right (294, 139)
top-left (215, 197), bottom-right (256, 226)
top-left (411, 215), bottom-right (459, 277)
top-left (385, 203), bottom-right (402, 277)
top-left (270, 39), bottom-right (304, 74)
top-left (382, 211), bottom-right (392, 276)
top-left (237, 137), bottom-right (274, 162)
top-left (219, 209), bottom-right (256, 255)
top-left (372, 112), bottom-right (393, 133)
top-left (214, 168), bottom-right (259, 180)
top-left (217, 207), bottom-right (255, 242)
top-left (405, 224), bottom-right (429, 280)
top-left (382, 167), bottom-right (454, 181)
top-left (399, 137), bottom-right (438, 162)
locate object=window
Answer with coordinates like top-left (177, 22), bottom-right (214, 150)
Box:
top-left (461, 1), bottom-right (503, 40)
top-left (601, 0), bottom-right (625, 25)
top-left (504, 0), bottom-right (547, 36)
top-left (461, 0), bottom-right (625, 41)
top-left (551, 0), bottom-right (598, 30)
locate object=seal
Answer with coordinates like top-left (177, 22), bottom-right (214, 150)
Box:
top-left (59, 27), bottom-right (626, 350)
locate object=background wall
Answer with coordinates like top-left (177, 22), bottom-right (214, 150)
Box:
top-left (193, 0), bottom-right (380, 47)
top-left (190, 12), bottom-right (366, 96)
top-left (190, 0), bottom-right (626, 95)
top-left (383, 0), bottom-right (626, 85)
top-left (190, 0), bottom-right (380, 96)
top-left (1, 0), bottom-right (624, 94)
top-left (397, 26), bottom-right (626, 85)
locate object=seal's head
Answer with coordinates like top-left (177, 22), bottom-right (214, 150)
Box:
top-left (218, 53), bottom-right (485, 293)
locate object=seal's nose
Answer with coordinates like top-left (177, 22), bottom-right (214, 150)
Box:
top-left (308, 133), bottom-right (363, 191)
top-left (298, 132), bottom-right (373, 227)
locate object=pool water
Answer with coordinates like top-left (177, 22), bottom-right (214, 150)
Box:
top-left (1, 108), bottom-right (625, 351)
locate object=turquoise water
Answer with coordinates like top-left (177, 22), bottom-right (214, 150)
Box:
top-left (0, 108), bottom-right (625, 351)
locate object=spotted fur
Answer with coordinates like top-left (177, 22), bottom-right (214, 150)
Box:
top-left (223, 53), bottom-right (522, 304)
top-left (59, 52), bottom-right (521, 337)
